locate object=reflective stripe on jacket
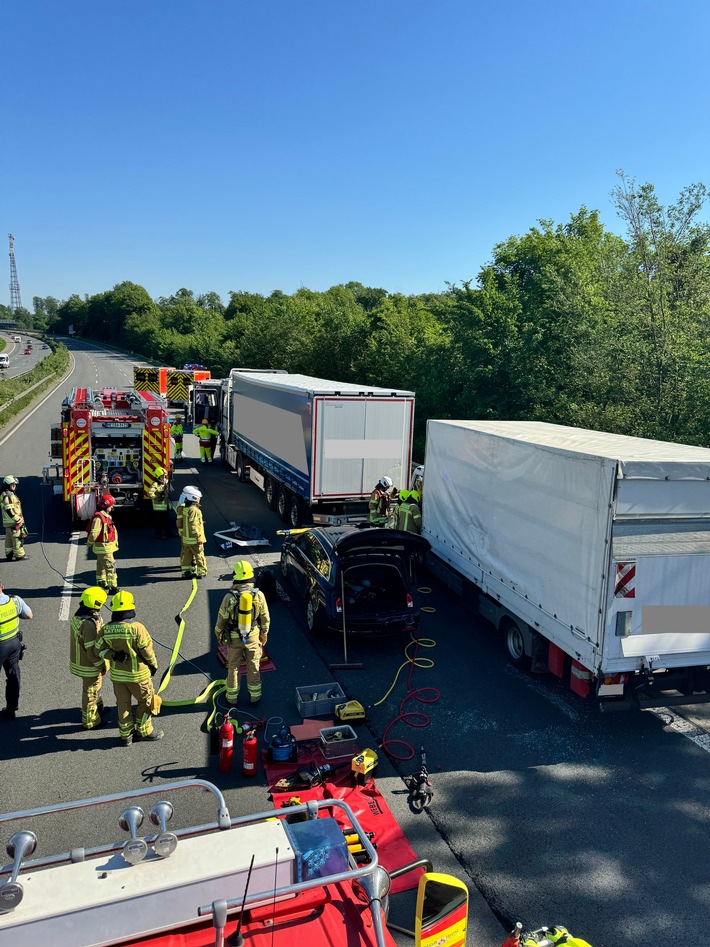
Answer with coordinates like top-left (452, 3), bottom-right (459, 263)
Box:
top-left (70, 611), bottom-right (105, 677)
top-left (148, 482), bottom-right (169, 511)
top-left (214, 584), bottom-right (270, 642)
top-left (1, 490), bottom-right (22, 528)
top-left (97, 620), bottom-right (157, 683)
top-left (179, 504), bottom-right (205, 544)
top-left (394, 501), bottom-right (422, 534)
top-left (0, 596), bottom-right (19, 641)
top-left (87, 511), bottom-right (118, 554)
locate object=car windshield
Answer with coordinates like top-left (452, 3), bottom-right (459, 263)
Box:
top-left (342, 562), bottom-right (408, 616)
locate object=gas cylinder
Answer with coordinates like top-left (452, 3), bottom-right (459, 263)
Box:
top-left (243, 726), bottom-right (258, 777)
top-left (219, 715), bottom-right (235, 773)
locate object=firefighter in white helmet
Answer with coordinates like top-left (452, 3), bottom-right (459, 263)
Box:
top-left (176, 485), bottom-right (206, 578)
top-left (70, 586), bottom-right (110, 729)
top-left (96, 590), bottom-right (163, 745)
top-left (2, 476), bottom-right (29, 561)
top-left (214, 561), bottom-right (271, 705)
top-left (87, 494), bottom-right (119, 593)
top-left (368, 475), bottom-right (394, 526)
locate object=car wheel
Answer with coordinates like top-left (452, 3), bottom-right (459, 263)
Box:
top-left (265, 477), bottom-right (278, 511)
top-left (280, 552), bottom-right (290, 582)
top-left (277, 487), bottom-right (289, 522)
top-left (288, 494), bottom-right (301, 529)
top-left (306, 595), bottom-right (326, 635)
top-left (503, 618), bottom-right (531, 671)
top-left (235, 451), bottom-right (247, 482)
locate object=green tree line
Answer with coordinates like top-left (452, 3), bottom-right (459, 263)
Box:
top-left (29, 176), bottom-right (710, 453)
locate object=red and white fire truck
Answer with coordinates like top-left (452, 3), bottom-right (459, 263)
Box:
top-left (43, 386), bottom-right (171, 520)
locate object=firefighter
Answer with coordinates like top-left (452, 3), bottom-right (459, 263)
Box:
top-left (394, 489), bottom-right (422, 534)
top-left (214, 560), bottom-right (270, 706)
top-left (87, 494), bottom-right (119, 593)
top-left (171, 417), bottom-right (184, 460)
top-left (96, 590), bottom-right (163, 745)
top-left (369, 475), bottom-right (394, 525)
top-left (70, 586), bottom-right (109, 730)
top-left (0, 580), bottom-right (33, 721)
top-left (2, 475), bottom-right (28, 561)
top-left (148, 466), bottom-right (171, 539)
top-left (194, 419), bottom-right (219, 464)
top-left (176, 485), bottom-right (206, 578)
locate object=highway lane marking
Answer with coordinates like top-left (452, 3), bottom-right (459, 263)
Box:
top-left (0, 351), bottom-right (76, 449)
top-left (58, 531), bottom-right (84, 621)
top-left (646, 708), bottom-right (710, 755)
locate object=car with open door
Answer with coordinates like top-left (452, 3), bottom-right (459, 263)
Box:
top-left (280, 525), bottom-right (429, 635)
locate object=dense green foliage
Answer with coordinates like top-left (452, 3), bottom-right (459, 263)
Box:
top-left (29, 178), bottom-right (710, 452)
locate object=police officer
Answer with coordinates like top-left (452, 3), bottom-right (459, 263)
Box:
top-left (194, 419), bottom-right (219, 464)
top-left (176, 485), bottom-right (206, 578)
top-left (394, 489), bottom-right (422, 534)
top-left (214, 561), bottom-right (270, 706)
top-left (96, 590), bottom-right (163, 745)
top-left (2, 475), bottom-right (29, 561)
top-left (148, 466), bottom-right (171, 539)
top-left (0, 579), bottom-right (33, 721)
top-left (369, 476), bottom-right (394, 525)
top-left (87, 494), bottom-right (119, 593)
top-left (70, 586), bottom-right (109, 729)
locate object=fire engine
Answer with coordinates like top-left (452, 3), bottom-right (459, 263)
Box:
top-left (134, 365), bottom-right (211, 428)
top-left (43, 386), bottom-right (171, 520)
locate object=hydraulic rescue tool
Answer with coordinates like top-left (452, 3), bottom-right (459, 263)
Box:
top-left (272, 760), bottom-right (350, 793)
top-left (405, 747), bottom-right (434, 811)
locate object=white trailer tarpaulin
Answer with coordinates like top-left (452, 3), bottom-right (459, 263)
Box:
top-left (423, 420), bottom-right (617, 645)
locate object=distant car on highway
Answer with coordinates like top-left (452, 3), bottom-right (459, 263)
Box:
top-left (14, 335), bottom-right (21, 343)
top-left (42, 343), bottom-right (49, 349)
top-left (23, 346), bottom-right (31, 354)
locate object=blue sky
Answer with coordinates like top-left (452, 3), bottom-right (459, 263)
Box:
top-left (3, 0), bottom-right (709, 306)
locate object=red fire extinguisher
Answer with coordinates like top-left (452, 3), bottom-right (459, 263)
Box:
top-left (219, 714), bottom-right (235, 773)
top-left (243, 724), bottom-right (258, 777)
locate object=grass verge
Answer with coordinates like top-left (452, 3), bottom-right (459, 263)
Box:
top-left (0, 344), bottom-right (70, 429)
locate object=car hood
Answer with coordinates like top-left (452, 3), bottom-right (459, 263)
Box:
top-left (333, 528), bottom-right (430, 557)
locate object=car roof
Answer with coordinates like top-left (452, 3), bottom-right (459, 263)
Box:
top-left (309, 525), bottom-right (429, 557)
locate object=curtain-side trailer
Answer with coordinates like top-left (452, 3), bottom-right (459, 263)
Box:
top-left (423, 419), bottom-right (710, 710)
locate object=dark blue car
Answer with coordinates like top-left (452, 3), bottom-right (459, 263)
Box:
top-left (280, 525), bottom-right (429, 635)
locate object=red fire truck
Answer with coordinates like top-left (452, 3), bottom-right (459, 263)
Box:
top-left (43, 386), bottom-right (171, 520)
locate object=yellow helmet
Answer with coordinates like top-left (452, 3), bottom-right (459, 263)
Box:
top-left (399, 489), bottom-right (410, 502)
top-left (409, 489), bottom-right (421, 504)
top-left (154, 465), bottom-right (166, 477)
top-left (233, 560), bottom-right (254, 582)
top-left (111, 590), bottom-right (135, 611)
top-left (81, 586), bottom-right (108, 610)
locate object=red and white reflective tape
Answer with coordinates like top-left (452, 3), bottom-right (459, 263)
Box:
top-left (615, 561), bottom-right (636, 598)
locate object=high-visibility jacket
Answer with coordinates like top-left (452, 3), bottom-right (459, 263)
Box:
top-left (214, 583), bottom-right (270, 644)
top-left (70, 609), bottom-right (105, 677)
top-left (171, 423), bottom-right (183, 439)
top-left (97, 620), bottom-right (158, 683)
top-left (195, 424), bottom-right (218, 447)
top-left (368, 488), bottom-right (389, 522)
top-left (87, 511), bottom-right (118, 554)
top-left (148, 480), bottom-right (170, 511)
top-left (1, 489), bottom-right (23, 528)
top-left (394, 500), bottom-right (422, 534)
top-left (0, 595), bottom-right (20, 642)
top-left (178, 503), bottom-right (205, 544)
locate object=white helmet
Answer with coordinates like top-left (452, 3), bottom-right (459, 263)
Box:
top-left (3, 475), bottom-right (19, 486)
top-left (182, 485), bottom-right (202, 502)
top-left (378, 475), bottom-right (393, 491)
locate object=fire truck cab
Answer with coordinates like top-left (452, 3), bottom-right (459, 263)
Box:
top-left (43, 387), bottom-right (171, 520)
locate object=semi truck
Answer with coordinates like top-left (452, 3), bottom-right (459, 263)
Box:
top-left (42, 386), bottom-right (172, 520)
top-left (423, 419), bottom-right (710, 710)
top-left (206, 370), bottom-right (415, 527)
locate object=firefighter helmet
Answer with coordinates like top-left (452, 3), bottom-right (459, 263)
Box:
top-left (3, 475), bottom-right (18, 485)
top-left (233, 561), bottom-right (254, 582)
top-left (111, 590), bottom-right (135, 612)
top-left (399, 489), bottom-right (410, 502)
top-left (99, 494), bottom-right (115, 509)
top-left (182, 485), bottom-right (202, 501)
top-left (410, 489), bottom-right (421, 504)
top-left (81, 586), bottom-right (108, 610)
top-left (378, 476), bottom-right (393, 491)
top-left (154, 466), bottom-right (166, 477)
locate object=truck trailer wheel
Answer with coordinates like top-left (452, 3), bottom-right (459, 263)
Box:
top-left (503, 618), bottom-right (531, 671)
top-left (277, 487), bottom-right (290, 522)
top-left (235, 451), bottom-right (248, 483)
top-left (288, 494), bottom-right (301, 528)
top-left (265, 477), bottom-right (278, 511)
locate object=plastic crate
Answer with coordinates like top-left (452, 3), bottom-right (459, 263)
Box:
top-left (319, 725), bottom-right (358, 760)
top-left (296, 683), bottom-right (346, 719)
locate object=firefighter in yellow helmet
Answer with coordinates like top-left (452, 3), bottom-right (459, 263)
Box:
top-left (194, 419), bottom-right (219, 464)
top-left (176, 485), bottom-right (206, 578)
top-left (87, 494), bottom-right (119, 593)
top-left (148, 466), bottom-right (171, 539)
top-left (2, 475), bottom-right (28, 561)
top-left (96, 590), bottom-right (163, 745)
top-left (70, 586), bottom-right (110, 729)
top-left (170, 417), bottom-right (184, 460)
top-left (214, 561), bottom-right (270, 706)
top-left (394, 489), bottom-right (422, 534)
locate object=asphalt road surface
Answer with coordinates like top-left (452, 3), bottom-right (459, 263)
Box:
top-left (1, 338), bottom-right (708, 947)
top-left (0, 331), bottom-right (47, 380)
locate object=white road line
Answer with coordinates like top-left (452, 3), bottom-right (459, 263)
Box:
top-left (645, 708), bottom-right (710, 755)
top-left (59, 532), bottom-right (83, 621)
top-left (0, 351), bottom-right (76, 448)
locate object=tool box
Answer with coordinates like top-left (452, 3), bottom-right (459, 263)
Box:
top-left (296, 683), bottom-right (346, 719)
top-left (319, 725), bottom-right (358, 760)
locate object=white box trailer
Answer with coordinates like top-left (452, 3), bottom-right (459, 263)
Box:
top-left (423, 419), bottom-right (710, 710)
top-left (224, 371), bottom-right (415, 528)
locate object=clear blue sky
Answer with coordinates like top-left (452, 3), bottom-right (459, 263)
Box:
top-left (3, 0), bottom-right (709, 306)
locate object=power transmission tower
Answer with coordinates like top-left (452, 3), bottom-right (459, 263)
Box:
top-left (8, 233), bottom-right (22, 312)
